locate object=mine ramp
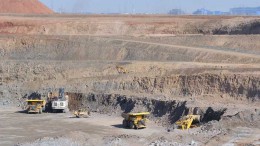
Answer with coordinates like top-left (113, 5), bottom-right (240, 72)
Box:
top-left (122, 112), bottom-right (150, 129)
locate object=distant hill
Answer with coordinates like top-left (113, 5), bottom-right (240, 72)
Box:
top-left (0, 0), bottom-right (53, 14)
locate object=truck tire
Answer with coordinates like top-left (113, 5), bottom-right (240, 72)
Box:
top-left (63, 108), bottom-right (69, 113)
top-left (122, 120), bottom-right (128, 128)
top-left (39, 108), bottom-right (42, 114)
top-left (139, 119), bottom-right (146, 126)
top-left (42, 107), bottom-right (46, 112)
top-left (129, 121), bottom-right (135, 129)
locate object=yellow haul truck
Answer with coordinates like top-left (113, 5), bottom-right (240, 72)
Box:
top-left (122, 112), bottom-right (150, 129)
top-left (26, 100), bottom-right (46, 114)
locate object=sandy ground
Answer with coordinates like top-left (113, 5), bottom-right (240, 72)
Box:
top-left (0, 107), bottom-right (259, 146)
top-left (0, 108), bottom-right (165, 146)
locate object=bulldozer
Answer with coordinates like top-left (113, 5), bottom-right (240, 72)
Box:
top-left (74, 109), bottom-right (91, 118)
top-left (175, 115), bottom-right (201, 130)
top-left (122, 112), bottom-right (150, 129)
top-left (26, 100), bottom-right (46, 114)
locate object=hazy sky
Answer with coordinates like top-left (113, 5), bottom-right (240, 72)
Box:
top-left (40, 0), bottom-right (260, 14)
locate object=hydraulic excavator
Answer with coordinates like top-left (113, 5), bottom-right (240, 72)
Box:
top-left (175, 115), bottom-right (201, 130)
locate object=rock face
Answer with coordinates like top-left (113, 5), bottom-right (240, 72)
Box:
top-left (68, 93), bottom-right (227, 126)
top-left (0, 0), bottom-right (53, 14)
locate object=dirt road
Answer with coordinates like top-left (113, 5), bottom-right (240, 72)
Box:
top-left (0, 108), bottom-right (166, 146)
top-left (1, 108), bottom-right (259, 146)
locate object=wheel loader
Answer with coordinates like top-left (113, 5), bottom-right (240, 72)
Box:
top-left (26, 100), bottom-right (46, 114)
top-left (175, 115), bottom-right (201, 130)
top-left (122, 112), bottom-right (150, 129)
top-left (74, 109), bottom-right (91, 118)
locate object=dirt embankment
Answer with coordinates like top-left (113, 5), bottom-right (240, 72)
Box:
top-left (69, 93), bottom-right (227, 126)
top-left (0, 0), bottom-right (53, 14)
top-left (1, 35), bottom-right (260, 64)
top-left (67, 93), bottom-right (259, 129)
top-left (113, 74), bottom-right (260, 100)
top-left (0, 15), bottom-right (259, 35)
top-left (1, 60), bottom-right (259, 106)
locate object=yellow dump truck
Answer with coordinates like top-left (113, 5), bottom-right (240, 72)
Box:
top-left (122, 112), bottom-right (150, 129)
top-left (175, 115), bottom-right (201, 130)
top-left (26, 100), bottom-right (46, 114)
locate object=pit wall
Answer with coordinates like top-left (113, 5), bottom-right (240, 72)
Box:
top-left (103, 74), bottom-right (260, 101)
top-left (1, 61), bottom-right (259, 101)
top-left (68, 93), bottom-right (226, 127)
top-left (0, 16), bottom-right (260, 35)
top-left (1, 36), bottom-right (260, 64)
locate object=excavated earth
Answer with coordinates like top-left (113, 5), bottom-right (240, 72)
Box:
top-left (0, 0), bottom-right (53, 14)
top-left (0, 14), bottom-right (259, 146)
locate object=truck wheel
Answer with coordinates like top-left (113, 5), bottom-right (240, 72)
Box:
top-left (122, 120), bottom-right (128, 128)
top-left (129, 121), bottom-right (135, 129)
top-left (39, 108), bottom-right (42, 114)
top-left (139, 120), bottom-right (146, 126)
top-left (63, 108), bottom-right (69, 113)
top-left (42, 107), bottom-right (46, 112)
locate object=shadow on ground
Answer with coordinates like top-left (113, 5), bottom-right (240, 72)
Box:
top-left (111, 124), bottom-right (124, 129)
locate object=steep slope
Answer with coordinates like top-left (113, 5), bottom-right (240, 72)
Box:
top-left (0, 0), bottom-right (53, 14)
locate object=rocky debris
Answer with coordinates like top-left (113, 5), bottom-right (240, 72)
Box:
top-left (1, 60), bottom-right (259, 106)
top-left (149, 137), bottom-right (200, 146)
top-left (103, 134), bottom-right (141, 146)
top-left (222, 109), bottom-right (260, 124)
top-left (191, 121), bottom-right (227, 138)
top-left (17, 131), bottom-right (92, 146)
top-left (17, 137), bottom-right (81, 146)
top-left (212, 19), bottom-right (260, 35)
top-left (104, 134), bottom-right (140, 139)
